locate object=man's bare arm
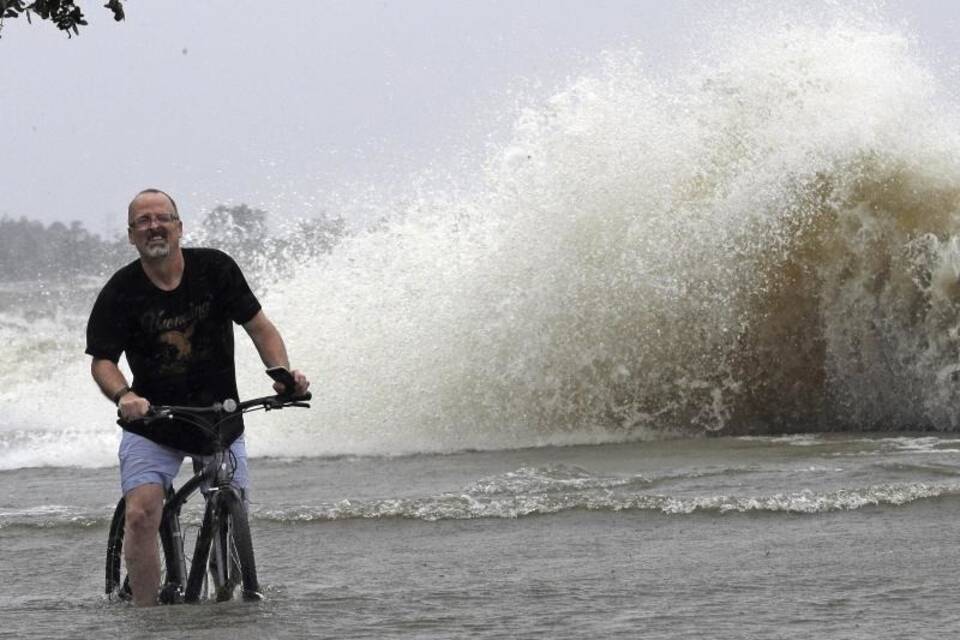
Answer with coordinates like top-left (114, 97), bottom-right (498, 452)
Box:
top-left (91, 357), bottom-right (129, 401)
top-left (242, 310), bottom-right (310, 395)
top-left (90, 357), bottom-right (150, 419)
top-left (242, 311), bottom-right (290, 368)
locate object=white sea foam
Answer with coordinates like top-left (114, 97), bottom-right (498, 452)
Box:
top-left (251, 480), bottom-right (959, 522)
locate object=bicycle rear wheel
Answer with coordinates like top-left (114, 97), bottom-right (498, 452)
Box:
top-left (104, 493), bottom-right (186, 604)
top-left (185, 489), bottom-right (261, 602)
top-left (104, 498), bottom-right (129, 599)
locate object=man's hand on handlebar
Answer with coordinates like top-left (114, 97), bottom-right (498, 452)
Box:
top-left (271, 369), bottom-right (310, 397)
top-left (118, 391), bottom-right (151, 422)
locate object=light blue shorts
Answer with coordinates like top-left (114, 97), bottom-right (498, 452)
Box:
top-left (118, 430), bottom-right (250, 497)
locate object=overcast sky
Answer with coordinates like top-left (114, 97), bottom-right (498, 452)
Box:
top-left (1, 1), bottom-right (958, 237)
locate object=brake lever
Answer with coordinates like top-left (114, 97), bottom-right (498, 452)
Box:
top-left (262, 395), bottom-right (312, 411)
top-left (140, 407), bottom-right (172, 425)
top-left (116, 406), bottom-right (168, 426)
top-left (263, 398), bottom-right (285, 411)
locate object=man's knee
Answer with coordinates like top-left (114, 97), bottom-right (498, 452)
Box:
top-left (124, 484), bottom-right (165, 536)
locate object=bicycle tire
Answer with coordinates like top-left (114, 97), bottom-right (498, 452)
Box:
top-left (104, 494), bottom-right (185, 604)
top-left (210, 500), bottom-right (242, 601)
top-left (185, 489), bottom-right (261, 602)
top-left (104, 498), bottom-right (128, 598)
top-left (214, 490), bottom-right (261, 601)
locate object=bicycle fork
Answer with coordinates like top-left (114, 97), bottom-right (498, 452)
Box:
top-left (184, 485), bottom-right (245, 603)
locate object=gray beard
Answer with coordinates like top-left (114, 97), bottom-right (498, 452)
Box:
top-left (143, 241), bottom-right (170, 259)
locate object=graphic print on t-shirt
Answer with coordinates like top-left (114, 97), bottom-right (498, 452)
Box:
top-left (159, 323), bottom-right (195, 359)
top-left (139, 299), bottom-right (213, 375)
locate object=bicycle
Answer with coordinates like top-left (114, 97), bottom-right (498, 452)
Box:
top-left (104, 383), bottom-right (311, 604)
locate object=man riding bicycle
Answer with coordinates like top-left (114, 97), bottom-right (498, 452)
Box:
top-left (86, 188), bottom-right (310, 607)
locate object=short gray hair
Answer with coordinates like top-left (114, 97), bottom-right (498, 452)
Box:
top-left (128, 188), bottom-right (179, 218)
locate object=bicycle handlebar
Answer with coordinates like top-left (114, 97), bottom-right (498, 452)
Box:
top-left (119, 392), bottom-right (312, 427)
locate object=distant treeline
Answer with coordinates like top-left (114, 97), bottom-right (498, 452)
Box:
top-left (0, 204), bottom-right (346, 282)
top-left (0, 217), bottom-right (122, 280)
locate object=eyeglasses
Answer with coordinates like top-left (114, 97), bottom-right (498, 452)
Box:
top-left (129, 213), bottom-right (179, 230)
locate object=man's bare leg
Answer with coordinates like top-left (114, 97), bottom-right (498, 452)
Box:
top-left (124, 483), bottom-right (165, 607)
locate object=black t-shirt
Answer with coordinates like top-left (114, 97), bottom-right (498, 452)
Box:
top-left (86, 247), bottom-right (262, 454)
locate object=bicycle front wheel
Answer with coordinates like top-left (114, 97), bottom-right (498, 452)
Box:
top-left (185, 489), bottom-right (261, 602)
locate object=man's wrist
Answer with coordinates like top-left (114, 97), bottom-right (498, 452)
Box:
top-left (111, 385), bottom-right (131, 405)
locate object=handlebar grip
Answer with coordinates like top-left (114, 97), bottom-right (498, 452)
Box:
top-left (116, 405), bottom-right (157, 424)
top-left (276, 391), bottom-right (311, 403)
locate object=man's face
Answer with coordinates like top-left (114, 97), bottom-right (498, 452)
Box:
top-left (127, 192), bottom-right (183, 260)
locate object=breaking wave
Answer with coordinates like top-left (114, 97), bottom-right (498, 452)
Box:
top-left (5, 9), bottom-right (960, 468)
